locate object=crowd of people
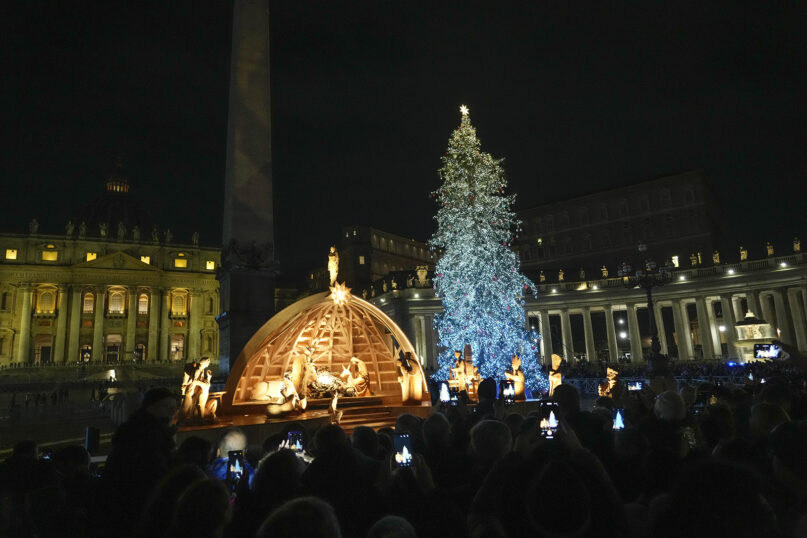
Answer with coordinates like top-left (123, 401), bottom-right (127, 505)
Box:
top-left (1, 361), bottom-right (806, 537)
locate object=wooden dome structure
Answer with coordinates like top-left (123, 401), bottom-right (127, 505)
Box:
top-left (224, 285), bottom-right (424, 410)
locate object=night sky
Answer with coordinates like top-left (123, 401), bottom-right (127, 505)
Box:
top-left (4, 1), bottom-right (806, 280)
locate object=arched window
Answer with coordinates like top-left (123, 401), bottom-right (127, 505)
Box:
top-left (1, 291), bottom-right (10, 311)
top-left (83, 293), bottom-right (95, 314)
top-left (171, 292), bottom-right (187, 316)
top-left (108, 289), bottom-right (125, 314)
top-left (138, 293), bottom-right (149, 315)
top-left (38, 290), bottom-right (56, 313)
top-left (207, 297), bottom-right (214, 314)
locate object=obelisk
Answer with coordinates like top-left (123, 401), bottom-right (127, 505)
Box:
top-left (217, 0), bottom-right (277, 374)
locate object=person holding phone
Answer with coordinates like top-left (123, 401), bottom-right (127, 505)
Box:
top-left (207, 427), bottom-right (255, 487)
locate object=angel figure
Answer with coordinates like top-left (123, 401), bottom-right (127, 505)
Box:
top-left (328, 246), bottom-right (339, 285)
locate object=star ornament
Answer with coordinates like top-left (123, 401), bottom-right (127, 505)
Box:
top-left (329, 282), bottom-right (352, 305)
top-left (459, 104), bottom-right (469, 116)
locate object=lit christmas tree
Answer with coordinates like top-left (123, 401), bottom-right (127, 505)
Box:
top-left (429, 106), bottom-right (547, 392)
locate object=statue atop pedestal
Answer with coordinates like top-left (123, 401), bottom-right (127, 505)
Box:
top-left (180, 357), bottom-right (218, 423)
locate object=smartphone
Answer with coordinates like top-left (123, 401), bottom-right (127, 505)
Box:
top-left (287, 431), bottom-right (304, 453)
top-left (627, 381), bottom-right (643, 391)
top-left (612, 409), bottom-right (625, 430)
top-left (539, 401), bottom-right (559, 439)
top-left (41, 450), bottom-right (53, 461)
top-left (393, 433), bottom-right (413, 467)
top-left (439, 382), bottom-right (450, 404)
top-left (501, 380), bottom-right (515, 406)
top-left (227, 450), bottom-right (245, 492)
top-left (449, 388), bottom-right (460, 407)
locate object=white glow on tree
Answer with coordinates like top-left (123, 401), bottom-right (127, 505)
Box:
top-left (429, 106), bottom-right (547, 391)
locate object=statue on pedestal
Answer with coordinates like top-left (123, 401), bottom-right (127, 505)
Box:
top-left (117, 221), bottom-right (126, 242)
top-left (396, 351), bottom-right (425, 404)
top-left (539, 270), bottom-right (546, 283)
top-left (689, 253), bottom-right (698, 266)
top-left (450, 349), bottom-right (481, 398)
top-left (328, 246), bottom-right (339, 286)
top-left (192, 231), bottom-right (199, 247)
top-left (558, 269), bottom-right (564, 282)
top-left (712, 250), bottom-right (720, 264)
top-left (766, 241), bottom-right (774, 257)
top-left (99, 223), bottom-right (108, 239)
top-left (132, 226), bottom-right (140, 242)
top-left (164, 228), bottom-right (173, 244)
top-left (578, 268), bottom-right (586, 280)
top-left (548, 354), bottom-right (563, 397)
top-left (601, 265), bottom-right (609, 278)
top-left (504, 354), bottom-right (526, 400)
top-left (794, 237), bottom-right (801, 253)
top-left (29, 218), bottom-right (39, 235)
top-left (416, 265), bottom-right (429, 287)
top-left (78, 221), bottom-right (87, 239)
top-left (152, 226), bottom-right (160, 243)
top-left (180, 357), bottom-right (217, 422)
top-left (65, 220), bottom-right (74, 238)
top-left (739, 246), bottom-right (748, 261)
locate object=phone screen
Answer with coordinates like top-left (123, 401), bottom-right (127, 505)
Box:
top-left (439, 382), bottom-right (450, 404)
top-left (393, 433), bottom-right (413, 467)
top-left (501, 380), bottom-right (515, 406)
top-left (612, 409), bottom-right (625, 430)
top-left (539, 401), bottom-right (560, 439)
top-left (227, 450), bottom-right (245, 492)
top-left (627, 381), bottom-right (643, 391)
top-left (287, 431), bottom-right (304, 453)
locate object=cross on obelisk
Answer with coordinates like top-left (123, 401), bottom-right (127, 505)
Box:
top-left (217, 0), bottom-right (277, 374)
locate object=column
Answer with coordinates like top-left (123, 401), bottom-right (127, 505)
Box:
top-left (125, 287), bottom-right (137, 361)
top-left (187, 289), bottom-right (202, 359)
top-left (732, 296), bottom-right (744, 323)
top-left (760, 292), bottom-right (776, 328)
top-left (160, 289), bottom-right (171, 361)
top-left (720, 295), bottom-right (739, 359)
top-left (147, 289), bottom-right (160, 361)
top-left (772, 289), bottom-right (794, 345)
top-left (671, 299), bottom-right (693, 360)
top-left (801, 287), bottom-right (807, 329)
top-left (695, 297), bottom-right (715, 360)
top-left (680, 301), bottom-right (694, 360)
top-left (66, 286), bottom-right (82, 364)
top-left (745, 290), bottom-right (761, 319)
top-left (786, 288), bottom-right (807, 352)
top-left (626, 303), bottom-right (643, 362)
top-left (604, 305), bottom-right (619, 364)
top-left (653, 302), bottom-right (669, 355)
top-left (560, 309), bottom-right (574, 362)
top-left (15, 284), bottom-right (33, 364)
top-left (538, 310), bottom-right (553, 366)
top-left (53, 285), bottom-right (68, 363)
top-left (91, 287), bottom-right (106, 362)
top-left (582, 307), bottom-right (596, 363)
top-left (706, 298), bottom-right (723, 357)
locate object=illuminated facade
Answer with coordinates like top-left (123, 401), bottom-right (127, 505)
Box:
top-left (0, 171), bottom-right (220, 366)
top-left (370, 247), bottom-right (807, 368)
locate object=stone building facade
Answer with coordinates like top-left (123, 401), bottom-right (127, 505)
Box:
top-left (0, 169), bottom-right (220, 366)
top-left (0, 233), bottom-right (220, 366)
top-left (516, 170), bottom-right (724, 283)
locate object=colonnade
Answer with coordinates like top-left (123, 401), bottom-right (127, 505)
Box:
top-left (9, 284), bottom-right (209, 364)
top-left (531, 285), bottom-right (807, 363)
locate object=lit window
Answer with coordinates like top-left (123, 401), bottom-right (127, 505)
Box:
top-left (83, 293), bottom-right (94, 313)
top-left (205, 260), bottom-right (215, 270)
top-left (140, 256), bottom-right (150, 264)
top-left (138, 293), bottom-right (149, 314)
top-left (358, 256), bottom-right (365, 265)
top-left (108, 291), bottom-right (125, 314)
top-left (5, 249), bottom-right (17, 260)
top-left (86, 252), bottom-right (97, 261)
top-left (172, 293), bottom-right (187, 315)
top-left (42, 250), bottom-right (58, 261)
top-left (174, 258), bottom-right (188, 268)
top-left (38, 291), bottom-right (55, 313)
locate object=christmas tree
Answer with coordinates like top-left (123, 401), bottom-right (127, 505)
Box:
top-left (429, 106), bottom-right (547, 392)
